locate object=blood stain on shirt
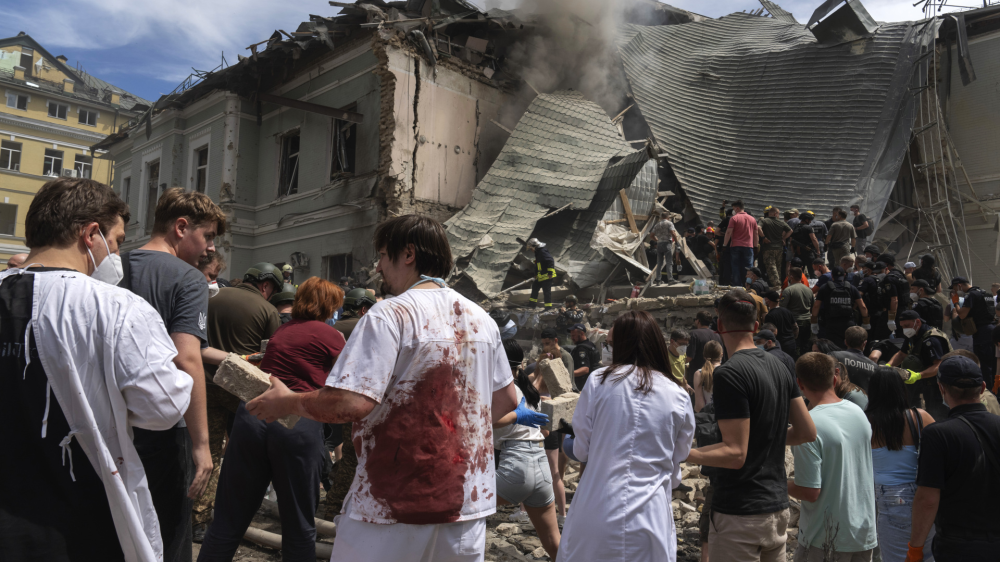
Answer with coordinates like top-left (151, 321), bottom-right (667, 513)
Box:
top-left (471, 486), bottom-right (478, 501)
top-left (364, 360), bottom-right (471, 524)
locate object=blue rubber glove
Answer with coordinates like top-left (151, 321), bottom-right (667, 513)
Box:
top-left (514, 397), bottom-right (549, 428)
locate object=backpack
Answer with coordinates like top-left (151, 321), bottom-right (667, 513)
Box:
top-left (825, 281), bottom-right (854, 321)
top-left (694, 402), bottom-right (721, 478)
top-left (880, 270), bottom-right (912, 311)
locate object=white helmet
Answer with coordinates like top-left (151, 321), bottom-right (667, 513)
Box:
top-left (527, 238), bottom-right (545, 249)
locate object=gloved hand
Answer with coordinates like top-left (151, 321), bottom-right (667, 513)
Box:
top-left (904, 369), bottom-right (922, 385)
top-left (905, 543), bottom-right (924, 562)
top-left (554, 419), bottom-right (575, 438)
top-left (514, 397), bottom-right (549, 428)
top-left (887, 320), bottom-right (897, 331)
top-left (811, 323), bottom-right (820, 335)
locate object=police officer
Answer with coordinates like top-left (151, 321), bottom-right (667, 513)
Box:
top-left (889, 309), bottom-right (952, 420)
top-left (912, 279), bottom-right (943, 329)
top-left (568, 323), bottom-right (598, 389)
top-left (526, 238), bottom-right (557, 309)
top-left (878, 254), bottom-right (912, 339)
top-left (789, 211), bottom-right (820, 274)
top-left (950, 276), bottom-right (998, 389)
top-left (811, 266), bottom-right (867, 348)
top-left (829, 326), bottom-right (878, 393)
top-left (862, 244), bottom-right (881, 264)
top-left (556, 295), bottom-right (585, 346)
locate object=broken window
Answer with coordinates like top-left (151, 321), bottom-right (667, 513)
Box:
top-left (19, 47), bottom-right (32, 78)
top-left (145, 161), bottom-right (160, 235)
top-left (0, 141), bottom-right (21, 172)
top-left (79, 108), bottom-right (98, 126)
top-left (42, 149), bottom-right (63, 176)
top-left (194, 146), bottom-right (208, 193)
top-left (74, 154), bottom-right (93, 179)
top-left (0, 203), bottom-right (16, 236)
top-left (122, 176), bottom-right (131, 204)
top-left (5, 92), bottom-right (28, 110)
top-left (331, 118), bottom-right (357, 178)
top-left (326, 253), bottom-right (353, 282)
top-left (48, 102), bottom-right (69, 120)
top-left (278, 131), bottom-right (300, 197)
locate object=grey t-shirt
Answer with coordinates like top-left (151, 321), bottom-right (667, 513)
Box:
top-left (126, 249), bottom-right (209, 345)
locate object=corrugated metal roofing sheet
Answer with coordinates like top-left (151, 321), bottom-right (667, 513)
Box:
top-left (759, 0), bottom-right (798, 24)
top-left (618, 14), bottom-right (939, 228)
top-left (445, 90), bottom-right (639, 296)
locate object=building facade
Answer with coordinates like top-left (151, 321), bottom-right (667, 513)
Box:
top-left (0, 33), bottom-right (148, 260)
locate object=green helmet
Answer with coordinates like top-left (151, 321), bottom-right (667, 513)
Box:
top-left (344, 287), bottom-right (377, 312)
top-left (564, 294), bottom-right (578, 304)
top-left (244, 262), bottom-right (283, 291)
top-left (269, 283), bottom-right (297, 306)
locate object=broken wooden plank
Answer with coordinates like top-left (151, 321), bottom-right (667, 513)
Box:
top-left (542, 203), bottom-right (572, 219)
top-left (258, 93), bottom-right (363, 124)
top-left (619, 189), bottom-right (639, 234)
top-left (607, 215), bottom-right (649, 225)
top-left (489, 118), bottom-right (512, 134)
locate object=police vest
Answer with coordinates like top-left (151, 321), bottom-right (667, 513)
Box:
top-left (824, 281), bottom-right (854, 321)
top-left (830, 350), bottom-right (877, 392)
top-left (903, 327), bottom-right (953, 371)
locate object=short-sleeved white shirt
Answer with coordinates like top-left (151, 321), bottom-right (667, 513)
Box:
top-left (326, 287), bottom-right (513, 525)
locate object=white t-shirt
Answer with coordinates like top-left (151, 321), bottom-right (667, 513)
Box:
top-left (493, 386), bottom-right (544, 448)
top-left (326, 287), bottom-right (513, 525)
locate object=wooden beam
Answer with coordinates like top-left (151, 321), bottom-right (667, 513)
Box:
top-left (489, 119), bottom-right (512, 134)
top-left (606, 215), bottom-right (649, 225)
top-left (619, 189), bottom-right (638, 234)
top-left (258, 93), bottom-right (363, 124)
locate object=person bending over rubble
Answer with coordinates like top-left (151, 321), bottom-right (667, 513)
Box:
top-left (493, 339), bottom-right (559, 559)
top-left (557, 310), bottom-right (696, 562)
top-left (246, 214), bottom-right (518, 562)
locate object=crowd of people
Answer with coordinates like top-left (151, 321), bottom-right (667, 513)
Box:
top-left (4, 177), bottom-right (1000, 562)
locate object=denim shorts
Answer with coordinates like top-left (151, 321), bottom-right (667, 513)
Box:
top-left (495, 441), bottom-right (555, 508)
top-left (875, 482), bottom-right (934, 562)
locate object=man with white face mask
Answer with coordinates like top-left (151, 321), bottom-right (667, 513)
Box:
top-left (668, 329), bottom-right (694, 394)
top-left (119, 187), bottom-right (228, 551)
top-left (0, 178), bottom-right (193, 561)
top-left (889, 310), bottom-right (952, 421)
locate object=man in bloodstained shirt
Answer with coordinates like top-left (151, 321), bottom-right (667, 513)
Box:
top-left (247, 214), bottom-right (519, 561)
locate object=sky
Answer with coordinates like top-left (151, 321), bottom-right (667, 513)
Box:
top-left (0, 0), bottom-right (954, 102)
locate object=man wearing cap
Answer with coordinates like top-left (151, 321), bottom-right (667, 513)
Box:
top-left (764, 291), bottom-right (799, 358)
top-left (569, 323), bottom-right (598, 389)
top-left (787, 209), bottom-right (801, 229)
top-left (951, 276), bottom-right (997, 389)
top-left (825, 209), bottom-right (856, 267)
top-left (759, 206), bottom-right (792, 288)
top-left (889, 310), bottom-right (952, 421)
top-left (903, 262), bottom-right (917, 281)
top-left (908, 355), bottom-right (1000, 562)
top-left (811, 266), bottom-right (867, 348)
top-left (745, 266), bottom-right (769, 297)
top-left (851, 204), bottom-right (872, 255)
top-left (650, 212), bottom-right (679, 285)
top-left (723, 200), bottom-right (759, 288)
top-left (912, 280), bottom-right (943, 329)
top-left (754, 330), bottom-right (795, 377)
top-left (790, 213), bottom-right (820, 274)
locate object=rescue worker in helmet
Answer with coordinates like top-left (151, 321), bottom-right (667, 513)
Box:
top-left (337, 287), bottom-right (377, 341)
top-left (270, 283), bottom-right (297, 324)
top-left (526, 238), bottom-right (557, 309)
top-left (281, 263), bottom-right (294, 285)
top-left (556, 295), bottom-right (585, 346)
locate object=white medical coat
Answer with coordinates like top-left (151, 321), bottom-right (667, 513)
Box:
top-left (557, 367), bottom-right (696, 562)
top-left (0, 268), bottom-right (193, 562)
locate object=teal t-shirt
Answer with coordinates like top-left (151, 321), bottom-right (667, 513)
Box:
top-left (793, 400), bottom-right (877, 552)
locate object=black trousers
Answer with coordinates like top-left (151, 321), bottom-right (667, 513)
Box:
top-left (197, 403), bottom-right (325, 562)
top-left (796, 319), bottom-right (814, 357)
top-left (779, 337), bottom-right (798, 359)
top-left (133, 426), bottom-right (193, 562)
top-left (973, 325), bottom-right (996, 390)
top-left (530, 279), bottom-right (553, 307)
top-left (818, 319), bottom-right (854, 349)
top-left (932, 535), bottom-right (1000, 561)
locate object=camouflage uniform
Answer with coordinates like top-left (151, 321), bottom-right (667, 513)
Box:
top-left (761, 246), bottom-right (784, 288)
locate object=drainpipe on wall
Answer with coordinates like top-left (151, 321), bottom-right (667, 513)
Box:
top-left (219, 94), bottom-right (240, 279)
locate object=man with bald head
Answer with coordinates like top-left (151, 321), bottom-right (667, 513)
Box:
top-left (6, 253), bottom-right (27, 270)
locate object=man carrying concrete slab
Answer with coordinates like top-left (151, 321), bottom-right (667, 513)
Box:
top-left (248, 214), bottom-right (518, 562)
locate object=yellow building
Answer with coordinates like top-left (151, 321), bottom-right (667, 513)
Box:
top-left (0, 32), bottom-right (149, 261)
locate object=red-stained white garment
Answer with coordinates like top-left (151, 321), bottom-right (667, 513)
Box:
top-left (326, 287), bottom-right (513, 525)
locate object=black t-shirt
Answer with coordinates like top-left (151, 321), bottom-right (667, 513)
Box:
top-left (853, 213), bottom-right (872, 237)
top-left (963, 287), bottom-right (996, 328)
top-left (686, 328), bottom-right (722, 379)
top-left (901, 326), bottom-right (947, 369)
top-left (711, 348), bottom-right (801, 515)
top-left (830, 349), bottom-right (877, 392)
top-left (917, 403), bottom-right (1000, 536)
top-left (694, 234), bottom-right (713, 258)
top-left (766, 346), bottom-right (796, 378)
top-left (859, 275), bottom-right (882, 316)
top-left (749, 279), bottom-right (769, 297)
top-left (912, 267), bottom-right (942, 291)
top-left (764, 307), bottom-right (797, 344)
top-left (572, 340), bottom-right (597, 387)
top-left (0, 269), bottom-right (125, 561)
top-left (125, 250), bottom-right (209, 344)
top-left (914, 297), bottom-right (944, 329)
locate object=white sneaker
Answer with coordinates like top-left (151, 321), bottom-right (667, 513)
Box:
top-left (509, 510), bottom-right (530, 523)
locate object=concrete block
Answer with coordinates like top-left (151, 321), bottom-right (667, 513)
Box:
top-left (495, 523), bottom-right (521, 537)
top-left (215, 353), bottom-right (300, 429)
top-left (538, 358), bottom-right (573, 397)
top-left (540, 392), bottom-right (579, 431)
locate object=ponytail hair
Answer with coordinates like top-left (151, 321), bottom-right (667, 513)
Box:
top-left (701, 340), bottom-right (723, 393)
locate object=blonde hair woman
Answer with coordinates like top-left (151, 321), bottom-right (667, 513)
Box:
top-left (693, 340), bottom-right (723, 413)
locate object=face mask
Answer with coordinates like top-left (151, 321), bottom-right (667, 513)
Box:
top-left (746, 277), bottom-right (752, 285)
top-left (909, 292), bottom-right (918, 302)
top-left (208, 281), bottom-right (220, 298)
top-left (756, 344), bottom-right (765, 351)
top-left (676, 345), bottom-right (688, 355)
top-left (88, 230), bottom-right (123, 285)
top-left (903, 327), bottom-right (917, 338)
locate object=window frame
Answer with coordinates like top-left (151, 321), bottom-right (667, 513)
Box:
top-left (78, 107), bottom-right (99, 127)
top-left (0, 202), bottom-right (17, 236)
top-left (325, 252), bottom-right (354, 283)
top-left (278, 129), bottom-right (300, 197)
top-left (330, 116), bottom-right (357, 179)
top-left (47, 101), bottom-right (69, 120)
top-left (194, 145), bottom-right (209, 193)
top-left (122, 176), bottom-right (131, 204)
top-left (5, 91), bottom-right (29, 111)
top-left (0, 140), bottom-right (22, 172)
top-left (74, 154), bottom-right (93, 179)
top-left (42, 148), bottom-right (63, 177)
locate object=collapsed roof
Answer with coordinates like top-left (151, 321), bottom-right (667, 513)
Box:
top-left (617, 11), bottom-right (941, 230)
top-left (445, 90), bottom-right (648, 297)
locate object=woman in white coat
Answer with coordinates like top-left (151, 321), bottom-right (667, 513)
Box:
top-left (557, 310), bottom-right (696, 562)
